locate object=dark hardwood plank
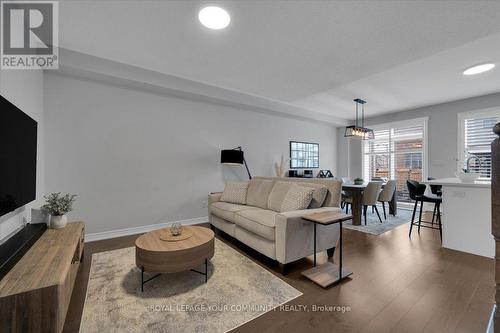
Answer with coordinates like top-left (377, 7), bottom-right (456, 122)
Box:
top-left (63, 214), bottom-right (494, 333)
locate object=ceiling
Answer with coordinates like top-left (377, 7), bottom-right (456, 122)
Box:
top-left (58, 0), bottom-right (500, 120)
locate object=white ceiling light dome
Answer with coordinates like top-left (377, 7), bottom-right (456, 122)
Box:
top-left (198, 6), bottom-right (230, 30)
top-left (463, 63), bottom-right (495, 75)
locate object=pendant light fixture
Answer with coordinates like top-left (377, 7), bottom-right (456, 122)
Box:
top-left (344, 98), bottom-right (375, 140)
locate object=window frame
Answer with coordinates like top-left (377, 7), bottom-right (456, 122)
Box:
top-left (289, 141), bottom-right (320, 169)
top-left (361, 117), bottom-right (428, 205)
top-left (362, 117), bottom-right (429, 182)
top-left (457, 108), bottom-right (500, 179)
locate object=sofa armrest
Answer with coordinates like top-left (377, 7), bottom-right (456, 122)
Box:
top-left (208, 192), bottom-right (223, 205)
top-left (275, 207), bottom-right (342, 264)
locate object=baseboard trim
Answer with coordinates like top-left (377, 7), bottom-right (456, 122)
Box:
top-left (85, 216), bottom-right (209, 243)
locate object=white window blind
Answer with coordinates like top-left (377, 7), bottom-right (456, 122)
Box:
top-left (363, 122), bottom-right (425, 203)
top-left (462, 114), bottom-right (499, 178)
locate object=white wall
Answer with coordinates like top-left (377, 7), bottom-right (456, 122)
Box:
top-left (337, 92), bottom-right (500, 179)
top-left (0, 70), bottom-right (44, 243)
top-left (44, 73), bottom-right (337, 235)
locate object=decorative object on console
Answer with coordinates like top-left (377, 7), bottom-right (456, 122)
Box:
top-left (303, 170), bottom-right (313, 178)
top-left (354, 177), bottom-right (364, 185)
top-left (344, 98), bottom-right (375, 140)
top-left (274, 154), bottom-right (289, 177)
top-left (290, 141), bottom-right (319, 168)
top-left (41, 192), bottom-right (77, 229)
top-left (317, 170), bottom-right (333, 178)
top-left (221, 146), bottom-right (252, 179)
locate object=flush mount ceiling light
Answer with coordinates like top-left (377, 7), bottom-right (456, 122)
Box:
top-left (344, 99), bottom-right (375, 140)
top-left (463, 63), bottom-right (495, 75)
top-left (198, 6), bottom-right (230, 30)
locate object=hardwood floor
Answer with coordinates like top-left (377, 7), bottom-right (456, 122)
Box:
top-left (64, 212), bottom-right (494, 333)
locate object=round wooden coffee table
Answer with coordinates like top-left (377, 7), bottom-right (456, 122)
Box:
top-left (135, 225), bottom-right (215, 291)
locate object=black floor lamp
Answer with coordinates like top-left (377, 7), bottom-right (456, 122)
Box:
top-left (220, 146), bottom-right (252, 179)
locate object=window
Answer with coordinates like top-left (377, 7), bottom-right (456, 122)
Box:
top-left (290, 141), bottom-right (319, 168)
top-left (363, 119), bottom-right (427, 203)
top-left (458, 110), bottom-right (500, 179)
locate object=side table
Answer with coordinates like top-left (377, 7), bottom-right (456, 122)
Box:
top-left (301, 211), bottom-right (353, 288)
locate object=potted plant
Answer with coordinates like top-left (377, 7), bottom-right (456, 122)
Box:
top-left (41, 193), bottom-right (77, 229)
top-left (354, 177), bottom-right (364, 185)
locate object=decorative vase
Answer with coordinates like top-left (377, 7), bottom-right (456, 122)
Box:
top-left (50, 215), bottom-right (67, 229)
top-left (354, 179), bottom-right (364, 185)
top-left (274, 154), bottom-right (289, 178)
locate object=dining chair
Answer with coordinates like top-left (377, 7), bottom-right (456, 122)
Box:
top-left (377, 180), bottom-right (396, 220)
top-left (341, 177), bottom-right (353, 185)
top-left (341, 177), bottom-right (353, 210)
top-left (362, 181), bottom-right (383, 224)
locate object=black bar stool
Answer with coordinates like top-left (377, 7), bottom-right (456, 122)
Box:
top-left (407, 180), bottom-right (442, 241)
top-left (427, 177), bottom-right (443, 224)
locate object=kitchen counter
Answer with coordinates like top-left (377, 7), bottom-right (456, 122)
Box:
top-left (424, 177), bottom-right (491, 188)
top-left (422, 178), bottom-right (493, 258)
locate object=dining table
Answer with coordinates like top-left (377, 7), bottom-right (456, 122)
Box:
top-left (342, 182), bottom-right (397, 226)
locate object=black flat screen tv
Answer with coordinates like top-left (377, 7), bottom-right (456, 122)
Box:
top-left (0, 95), bottom-right (37, 217)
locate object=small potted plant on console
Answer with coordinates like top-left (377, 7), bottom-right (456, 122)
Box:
top-left (41, 193), bottom-right (77, 229)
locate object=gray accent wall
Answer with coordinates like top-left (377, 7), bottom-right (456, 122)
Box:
top-left (337, 92), bottom-right (500, 180)
top-left (43, 73), bottom-right (337, 235)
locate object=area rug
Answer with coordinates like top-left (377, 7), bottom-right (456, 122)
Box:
top-left (79, 239), bottom-right (302, 333)
top-left (342, 207), bottom-right (413, 235)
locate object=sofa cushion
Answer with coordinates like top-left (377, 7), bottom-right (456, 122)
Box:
top-left (299, 183), bottom-right (328, 208)
top-left (246, 179), bottom-right (274, 209)
top-left (280, 184), bottom-right (314, 212)
top-left (210, 201), bottom-right (257, 222)
top-left (234, 209), bottom-right (278, 241)
top-left (252, 176), bottom-right (343, 208)
top-left (234, 226), bottom-right (276, 260)
top-left (267, 182), bottom-right (293, 212)
top-left (220, 181), bottom-right (249, 205)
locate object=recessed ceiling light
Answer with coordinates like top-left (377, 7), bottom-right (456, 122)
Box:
top-left (198, 6), bottom-right (230, 30)
top-left (463, 63), bottom-right (495, 75)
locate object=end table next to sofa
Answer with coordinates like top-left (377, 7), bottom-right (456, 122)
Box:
top-left (301, 211), bottom-right (353, 288)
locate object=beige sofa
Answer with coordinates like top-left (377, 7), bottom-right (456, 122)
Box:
top-left (208, 176), bottom-right (343, 273)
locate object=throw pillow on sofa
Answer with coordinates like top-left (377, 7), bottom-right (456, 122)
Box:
top-left (220, 182), bottom-right (249, 205)
top-left (280, 184), bottom-right (314, 212)
top-left (298, 183), bottom-right (328, 208)
top-left (268, 181), bottom-right (328, 211)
